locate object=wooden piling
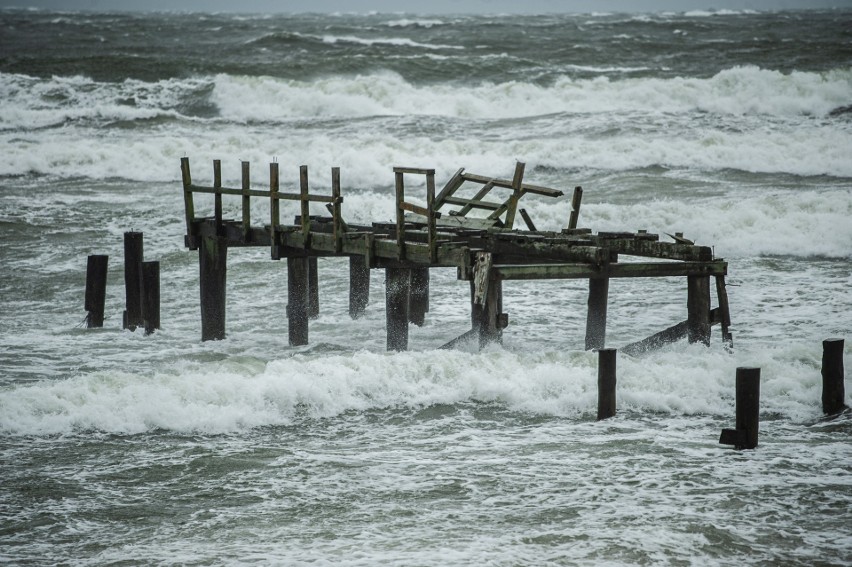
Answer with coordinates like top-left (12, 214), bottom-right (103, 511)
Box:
top-left (568, 186), bottom-right (583, 230)
top-left (471, 252), bottom-right (503, 348)
top-left (141, 260), bottom-right (160, 335)
top-left (84, 254), bottom-right (108, 328)
top-left (241, 161), bottom-right (251, 241)
top-left (123, 231), bottom-right (144, 331)
top-left (822, 338), bottom-right (847, 415)
top-left (687, 275), bottom-right (711, 345)
top-left (287, 256), bottom-right (310, 346)
top-left (199, 235), bottom-right (227, 341)
top-left (585, 277), bottom-right (609, 350)
top-left (308, 257), bottom-right (320, 319)
top-left (720, 367), bottom-right (760, 450)
top-left (349, 255), bottom-right (370, 319)
top-left (213, 159), bottom-right (223, 235)
top-left (386, 267), bottom-right (410, 351)
top-left (409, 267), bottom-right (429, 327)
top-left (597, 348), bottom-right (617, 420)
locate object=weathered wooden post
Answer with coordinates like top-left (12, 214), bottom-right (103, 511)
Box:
top-left (199, 235), bottom-right (227, 341)
top-left (141, 260), bottom-right (160, 335)
top-left (720, 367), bottom-right (760, 450)
top-left (287, 256), bottom-right (310, 346)
top-left (597, 348), bottom-right (617, 420)
top-left (687, 275), bottom-right (711, 345)
top-left (84, 254), bottom-right (108, 328)
top-left (386, 267), bottom-right (410, 351)
top-left (470, 252), bottom-right (503, 348)
top-left (123, 231), bottom-right (144, 331)
top-left (822, 338), bottom-right (847, 415)
top-left (585, 277), bottom-right (609, 350)
top-left (568, 186), bottom-right (583, 230)
top-left (308, 257), bottom-right (320, 319)
top-left (409, 267), bottom-right (429, 327)
top-left (349, 255), bottom-right (370, 319)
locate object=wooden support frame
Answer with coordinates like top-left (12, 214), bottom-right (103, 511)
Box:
top-left (178, 157), bottom-right (734, 354)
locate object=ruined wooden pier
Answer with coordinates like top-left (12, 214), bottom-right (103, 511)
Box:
top-left (180, 158), bottom-right (733, 352)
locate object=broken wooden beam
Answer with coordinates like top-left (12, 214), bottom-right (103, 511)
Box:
top-left (621, 320), bottom-right (689, 356)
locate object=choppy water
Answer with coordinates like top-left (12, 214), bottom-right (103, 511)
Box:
top-left (1, 7), bottom-right (851, 566)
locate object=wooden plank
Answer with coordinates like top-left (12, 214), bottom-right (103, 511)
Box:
top-left (461, 173), bottom-right (564, 197)
top-left (494, 261), bottom-right (727, 280)
top-left (443, 195), bottom-right (502, 211)
top-left (180, 157), bottom-right (195, 243)
top-left (393, 166), bottom-right (435, 175)
top-left (434, 167), bottom-right (465, 209)
top-left (592, 238), bottom-right (713, 261)
top-left (503, 161), bottom-right (525, 230)
top-left (519, 208), bottom-right (537, 231)
top-left (453, 181), bottom-right (497, 216)
top-left (400, 201), bottom-right (431, 217)
top-left (621, 320), bottom-right (689, 356)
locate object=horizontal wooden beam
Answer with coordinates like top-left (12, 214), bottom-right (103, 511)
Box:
top-left (494, 261), bottom-right (727, 280)
top-left (460, 173), bottom-right (563, 198)
top-left (591, 237), bottom-right (713, 262)
top-left (393, 167), bottom-right (435, 175)
top-left (187, 185), bottom-right (338, 203)
top-left (442, 196), bottom-right (503, 210)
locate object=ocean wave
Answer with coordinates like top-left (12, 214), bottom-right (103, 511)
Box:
top-left (0, 345), bottom-right (832, 436)
top-left (383, 18), bottom-right (447, 28)
top-left (0, 73), bottom-right (216, 130)
top-left (320, 34), bottom-right (463, 50)
top-left (208, 66), bottom-right (852, 121)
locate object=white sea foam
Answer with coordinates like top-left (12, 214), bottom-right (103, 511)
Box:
top-left (320, 35), bottom-right (463, 50)
top-left (207, 66), bottom-right (852, 121)
top-left (0, 344), bottom-right (835, 436)
top-left (384, 18), bottom-right (446, 28)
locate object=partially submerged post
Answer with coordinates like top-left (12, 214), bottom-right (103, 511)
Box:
top-left (287, 256), bottom-right (309, 346)
top-left (308, 257), bottom-right (320, 319)
top-left (141, 260), bottom-right (160, 335)
top-left (349, 255), bottom-right (370, 319)
top-left (123, 231), bottom-right (144, 330)
top-left (720, 367), bottom-right (760, 450)
top-left (586, 277), bottom-right (609, 350)
top-left (597, 348), bottom-right (617, 420)
top-left (822, 338), bottom-right (847, 415)
top-left (687, 275), bottom-right (712, 345)
top-left (84, 254), bottom-right (108, 328)
top-left (386, 267), bottom-right (410, 351)
top-left (409, 268), bottom-right (429, 326)
top-left (199, 236), bottom-right (227, 341)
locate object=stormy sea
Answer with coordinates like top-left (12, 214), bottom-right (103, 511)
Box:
top-left (1, 7), bottom-right (851, 565)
